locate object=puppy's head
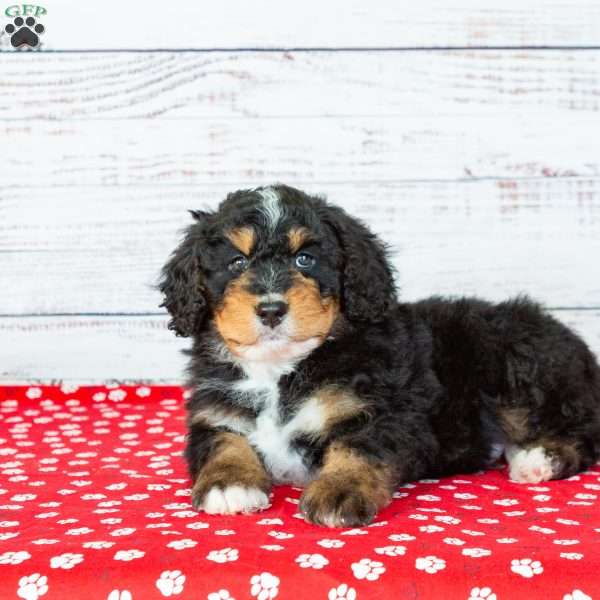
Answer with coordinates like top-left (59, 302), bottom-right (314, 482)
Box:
top-left (159, 185), bottom-right (396, 361)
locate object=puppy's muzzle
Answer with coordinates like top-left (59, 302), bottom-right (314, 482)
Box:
top-left (256, 301), bottom-right (288, 328)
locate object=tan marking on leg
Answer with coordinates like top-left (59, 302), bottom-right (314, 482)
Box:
top-left (192, 432), bottom-right (271, 511)
top-left (189, 405), bottom-right (253, 435)
top-left (307, 385), bottom-right (370, 441)
top-left (225, 227), bottom-right (255, 256)
top-left (288, 226), bottom-right (312, 253)
top-left (300, 442), bottom-right (392, 527)
top-left (214, 272), bottom-right (259, 350)
top-left (285, 274), bottom-right (339, 342)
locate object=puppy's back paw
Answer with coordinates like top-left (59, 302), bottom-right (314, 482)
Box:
top-left (506, 445), bottom-right (555, 483)
top-left (195, 485), bottom-right (270, 514)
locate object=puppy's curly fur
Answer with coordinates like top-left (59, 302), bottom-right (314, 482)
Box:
top-left (160, 184), bottom-right (600, 527)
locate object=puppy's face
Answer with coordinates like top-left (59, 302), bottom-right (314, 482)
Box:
top-left (160, 185), bottom-right (396, 361)
top-left (202, 190), bottom-right (342, 361)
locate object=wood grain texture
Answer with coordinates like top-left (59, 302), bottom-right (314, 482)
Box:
top-left (1, 113), bottom-right (599, 189)
top-left (1, 309), bottom-right (598, 382)
top-left (1, 51), bottom-right (600, 121)
top-left (0, 1), bottom-right (599, 50)
top-left (2, 179), bottom-right (599, 314)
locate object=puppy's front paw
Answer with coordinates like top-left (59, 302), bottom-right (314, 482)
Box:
top-left (300, 475), bottom-right (383, 528)
top-left (193, 485), bottom-right (270, 515)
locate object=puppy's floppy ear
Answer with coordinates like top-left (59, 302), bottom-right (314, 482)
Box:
top-left (159, 210), bottom-right (211, 337)
top-left (321, 204), bottom-right (397, 323)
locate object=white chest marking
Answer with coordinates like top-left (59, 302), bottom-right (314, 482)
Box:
top-left (233, 361), bottom-right (324, 485)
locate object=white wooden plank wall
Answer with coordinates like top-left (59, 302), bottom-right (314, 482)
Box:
top-left (0, 2), bottom-right (599, 381)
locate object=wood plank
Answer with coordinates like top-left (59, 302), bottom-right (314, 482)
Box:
top-left (1, 310), bottom-right (598, 382)
top-left (1, 51), bottom-right (600, 121)
top-left (0, 1), bottom-right (599, 51)
top-left (1, 179), bottom-right (599, 314)
top-left (1, 109), bottom-right (599, 189)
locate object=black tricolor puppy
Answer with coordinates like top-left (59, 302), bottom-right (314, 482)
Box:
top-left (160, 184), bottom-right (600, 527)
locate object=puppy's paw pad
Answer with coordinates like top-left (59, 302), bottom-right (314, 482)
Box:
top-left (508, 447), bottom-right (554, 483)
top-left (198, 485), bottom-right (270, 514)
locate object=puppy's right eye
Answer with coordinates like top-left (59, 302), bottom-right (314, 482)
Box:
top-left (228, 256), bottom-right (249, 274)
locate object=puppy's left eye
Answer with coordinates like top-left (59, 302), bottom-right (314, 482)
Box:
top-left (295, 252), bottom-right (316, 269)
top-left (229, 255), bottom-right (249, 274)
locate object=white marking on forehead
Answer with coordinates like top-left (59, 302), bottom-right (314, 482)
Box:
top-left (256, 187), bottom-right (283, 231)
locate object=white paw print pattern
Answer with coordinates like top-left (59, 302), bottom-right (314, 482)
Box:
top-left (328, 584), bottom-right (357, 600)
top-left (415, 555), bottom-right (446, 574)
top-left (374, 545), bottom-right (406, 556)
top-left (317, 539), bottom-right (345, 549)
top-left (351, 558), bottom-right (386, 581)
top-left (510, 558), bottom-right (544, 578)
top-left (156, 570), bottom-right (186, 597)
top-left (50, 553), bottom-right (84, 569)
top-left (250, 572), bottom-right (280, 600)
top-left (295, 553), bottom-right (329, 569)
top-left (207, 547), bottom-right (239, 563)
top-left (5, 385), bottom-right (600, 600)
top-left (563, 591), bottom-right (592, 600)
top-left (107, 591), bottom-right (132, 600)
top-left (469, 587), bottom-right (497, 600)
top-left (207, 591), bottom-right (234, 600)
top-left (166, 538), bottom-right (198, 550)
top-left (17, 573), bottom-right (48, 600)
top-left (114, 549), bottom-right (145, 561)
top-left (462, 548), bottom-right (492, 558)
top-left (0, 550), bottom-right (30, 564)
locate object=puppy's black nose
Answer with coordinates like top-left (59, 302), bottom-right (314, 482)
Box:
top-left (256, 301), bottom-right (288, 328)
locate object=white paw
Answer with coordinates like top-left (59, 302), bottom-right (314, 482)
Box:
top-left (506, 446), bottom-right (554, 483)
top-left (200, 486), bottom-right (269, 515)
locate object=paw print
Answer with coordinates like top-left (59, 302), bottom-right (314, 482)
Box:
top-left (388, 533), bottom-right (415, 542)
top-left (462, 548), bottom-right (492, 558)
top-left (83, 541), bottom-right (114, 549)
top-left (469, 587), bottom-right (497, 600)
top-left (250, 572), bottom-right (280, 600)
top-left (207, 591), bottom-right (234, 600)
top-left (268, 531), bottom-right (294, 540)
top-left (351, 558), bottom-right (386, 581)
top-left (510, 558), bottom-right (543, 578)
top-left (328, 583), bottom-right (356, 600)
top-left (0, 550), bottom-right (31, 564)
top-left (444, 537), bottom-right (466, 546)
top-left (560, 553), bottom-right (583, 560)
top-left (50, 553), bottom-right (83, 569)
top-left (156, 570), bottom-right (186, 597)
top-left (563, 591), bottom-right (592, 600)
top-left (107, 592), bottom-right (132, 600)
top-left (4, 16), bottom-right (44, 48)
top-left (420, 524), bottom-right (445, 533)
top-left (17, 573), bottom-right (48, 600)
top-left (374, 545), bottom-right (406, 556)
top-left (206, 547), bottom-right (239, 563)
top-left (295, 553), bottom-right (329, 569)
top-left (415, 555), bottom-right (446, 574)
top-left (166, 538), bottom-right (197, 550)
top-left (113, 549), bottom-right (145, 561)
top-left (317, 539), bottom-right (345, 549)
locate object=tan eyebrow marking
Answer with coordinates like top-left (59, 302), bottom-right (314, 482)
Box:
top-left (225, 227), bottom-right (255, 256)
top-left (288, 226), bottom-right (311, 253)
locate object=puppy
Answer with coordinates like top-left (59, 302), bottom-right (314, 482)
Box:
top-left (160, 184), bottom-right (600, 527)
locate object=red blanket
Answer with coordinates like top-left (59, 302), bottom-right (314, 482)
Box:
top-left (1, 386), bottom-right (598, 600)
